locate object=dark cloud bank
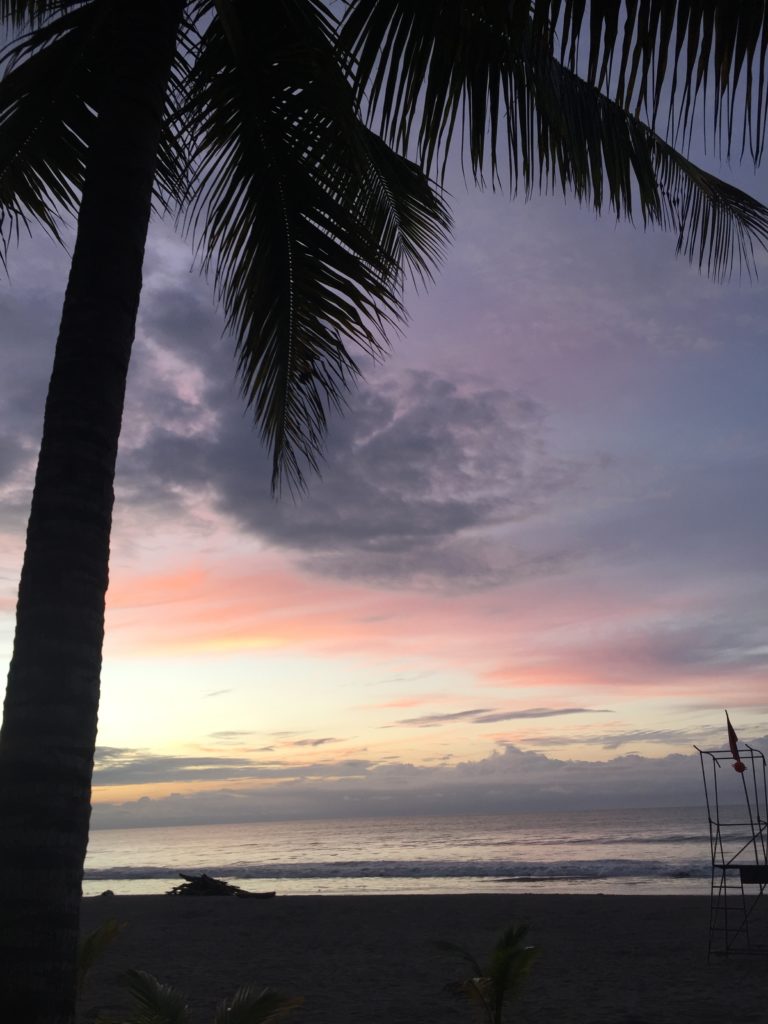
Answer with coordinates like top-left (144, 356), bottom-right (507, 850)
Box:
top-left (90, 737), bottom-right (768, 830)
top-left (121, 356), bottom-right (587, 588)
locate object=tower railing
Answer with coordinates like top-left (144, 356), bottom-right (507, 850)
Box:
top-left (696, 743), bottom-right (768, 957)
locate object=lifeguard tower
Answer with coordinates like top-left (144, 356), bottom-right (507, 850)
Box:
top-left (696, 720), bottom-right (768, 957)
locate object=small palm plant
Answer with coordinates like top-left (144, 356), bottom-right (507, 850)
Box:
top-left (75, 922), bottom-right (300, 1024)
top-left (437, 924), bottom-right (537, 1024)
top-left (114, 969), bottom-right (302, 1024)
top-left (77, 919), bottom-right (125, 1001)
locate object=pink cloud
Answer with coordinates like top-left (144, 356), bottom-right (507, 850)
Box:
top-left (102, 548), bottom-right (766, 711)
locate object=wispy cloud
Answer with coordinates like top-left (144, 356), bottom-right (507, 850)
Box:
top-left (358, 693), bottom-right (451, 710)
top-left (291, 737), bottom-right (340, 748)
top-left (395, 708), bottom-right (491, 727)
top-left (92, 746), bottom-right (374, 787)
top-left (521, 724), bottom-right (750, 751)
top-left (396, 707), bottom-right (611, 728)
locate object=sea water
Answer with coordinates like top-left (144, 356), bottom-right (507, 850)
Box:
top-left (83, 806), bottom-right (719, 897)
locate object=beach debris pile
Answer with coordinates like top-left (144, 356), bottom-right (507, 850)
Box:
top-left (167, 872), bottom-right (275, 899)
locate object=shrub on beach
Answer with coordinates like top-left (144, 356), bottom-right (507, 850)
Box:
top-left (76, 920), bottom-right (301, 1024)
top-left (77, 919), bottom-right (125, 1001)
top-left (113, 970), bottom-right (302, 1024)
top-left (437, 923), bottom-right (537, 1023)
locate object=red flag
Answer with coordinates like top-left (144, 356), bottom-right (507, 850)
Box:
top-left (726, 711), bottom-right (747, 773)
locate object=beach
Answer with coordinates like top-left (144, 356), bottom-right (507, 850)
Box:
top-left (80, 893), bottom-right (768, 1023)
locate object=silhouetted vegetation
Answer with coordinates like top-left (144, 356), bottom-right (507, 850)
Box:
top-left (115, 970), bottom-right (301, 1024)
top-left (76, 919), bottom-right (299, 1024)
top-left (438, 923), bottom-right (538, 1023)
top-left (77, 919), bottom-right (125, 1003)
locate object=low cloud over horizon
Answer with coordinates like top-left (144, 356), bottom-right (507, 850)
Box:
top-left (90, 732), bottom-right (768, 829)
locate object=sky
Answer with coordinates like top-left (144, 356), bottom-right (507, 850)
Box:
top-left (1, 125), bottom-right (767, 827)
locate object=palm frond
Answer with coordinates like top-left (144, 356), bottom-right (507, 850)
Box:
top-left (541, 55), bottom-right (768, 279)
top-left (434, 939), bottom-right (484, 976)
top-left (349, 0), bottom-right (768, 165)
top-left (0, 1), bottom-right (192, 266)
top-left (214, 984), bottom-right (303, 1024)
top-left (339, 0), bottom-right (768, 279)
top-left (651, 131), bottom-right (768, 278)
top-left (0, 2), bottom-right (100, 258)
top-left (182, 0), bottom-right (450, 492)
top-left (0, 0), bottom-right (84, 26)
top-left (536, 0), bottom-right (768, 163)
top-left (76, 917), bottom-right (124, 997)
top-left (486, 923), bottom-right (537, 999)
top-left (121, 969), bottom-right (189, 1024)
top-left (356, 126), bottom-right (451, 288)
top-left (340, 1), bottom-right (531, 183)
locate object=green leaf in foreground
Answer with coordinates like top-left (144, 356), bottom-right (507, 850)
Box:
top-left (438, 922), bottom-right (538, 1024)
top-left (117, 968), bottom-right (302, 1024)
top-left (76, 919), bottom-right (125, 998)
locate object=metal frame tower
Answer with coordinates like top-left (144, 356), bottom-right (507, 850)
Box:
top-left (696, 742), bottom-right (768, 957)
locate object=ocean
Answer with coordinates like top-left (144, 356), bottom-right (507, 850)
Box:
top-left (83, 805), bottom-right (720, 898)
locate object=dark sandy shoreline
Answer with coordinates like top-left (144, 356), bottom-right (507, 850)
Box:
top-left (80, 893), bottom-right (768, 1023)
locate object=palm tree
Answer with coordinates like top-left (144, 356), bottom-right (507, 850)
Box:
top-left (0, 2), bottom-right (450, 1019)
top-left (0, 2), bottom-right (766, 1022)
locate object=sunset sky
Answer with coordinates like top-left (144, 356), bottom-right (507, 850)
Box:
top-left (1, 141), bottom-right (767, 826)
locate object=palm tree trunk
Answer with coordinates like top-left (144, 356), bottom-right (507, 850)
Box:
top-left (0, 1), bottom-right (184, 1019)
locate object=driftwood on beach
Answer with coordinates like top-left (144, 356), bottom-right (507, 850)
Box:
top-left (167, 872), bottom-right (275, 899)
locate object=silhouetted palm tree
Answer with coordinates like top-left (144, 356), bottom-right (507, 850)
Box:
top-left (0, 2), bottom-right (450, 1018)
top-left (1, 2), bottom-right (767, 1021)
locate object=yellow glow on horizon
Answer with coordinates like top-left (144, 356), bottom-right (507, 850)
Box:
top-left (92, 775), bottom-right (302, 804)
top-left (165, 633), bottom-right (285, 655)
top-left (92, 780), bottom-right (231, 803)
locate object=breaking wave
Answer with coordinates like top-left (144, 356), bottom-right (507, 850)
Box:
top-left (84, 857), bottom-right (711, 882)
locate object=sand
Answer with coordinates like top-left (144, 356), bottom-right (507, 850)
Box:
top-left (79, 893), bottom-right (768, 1023)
